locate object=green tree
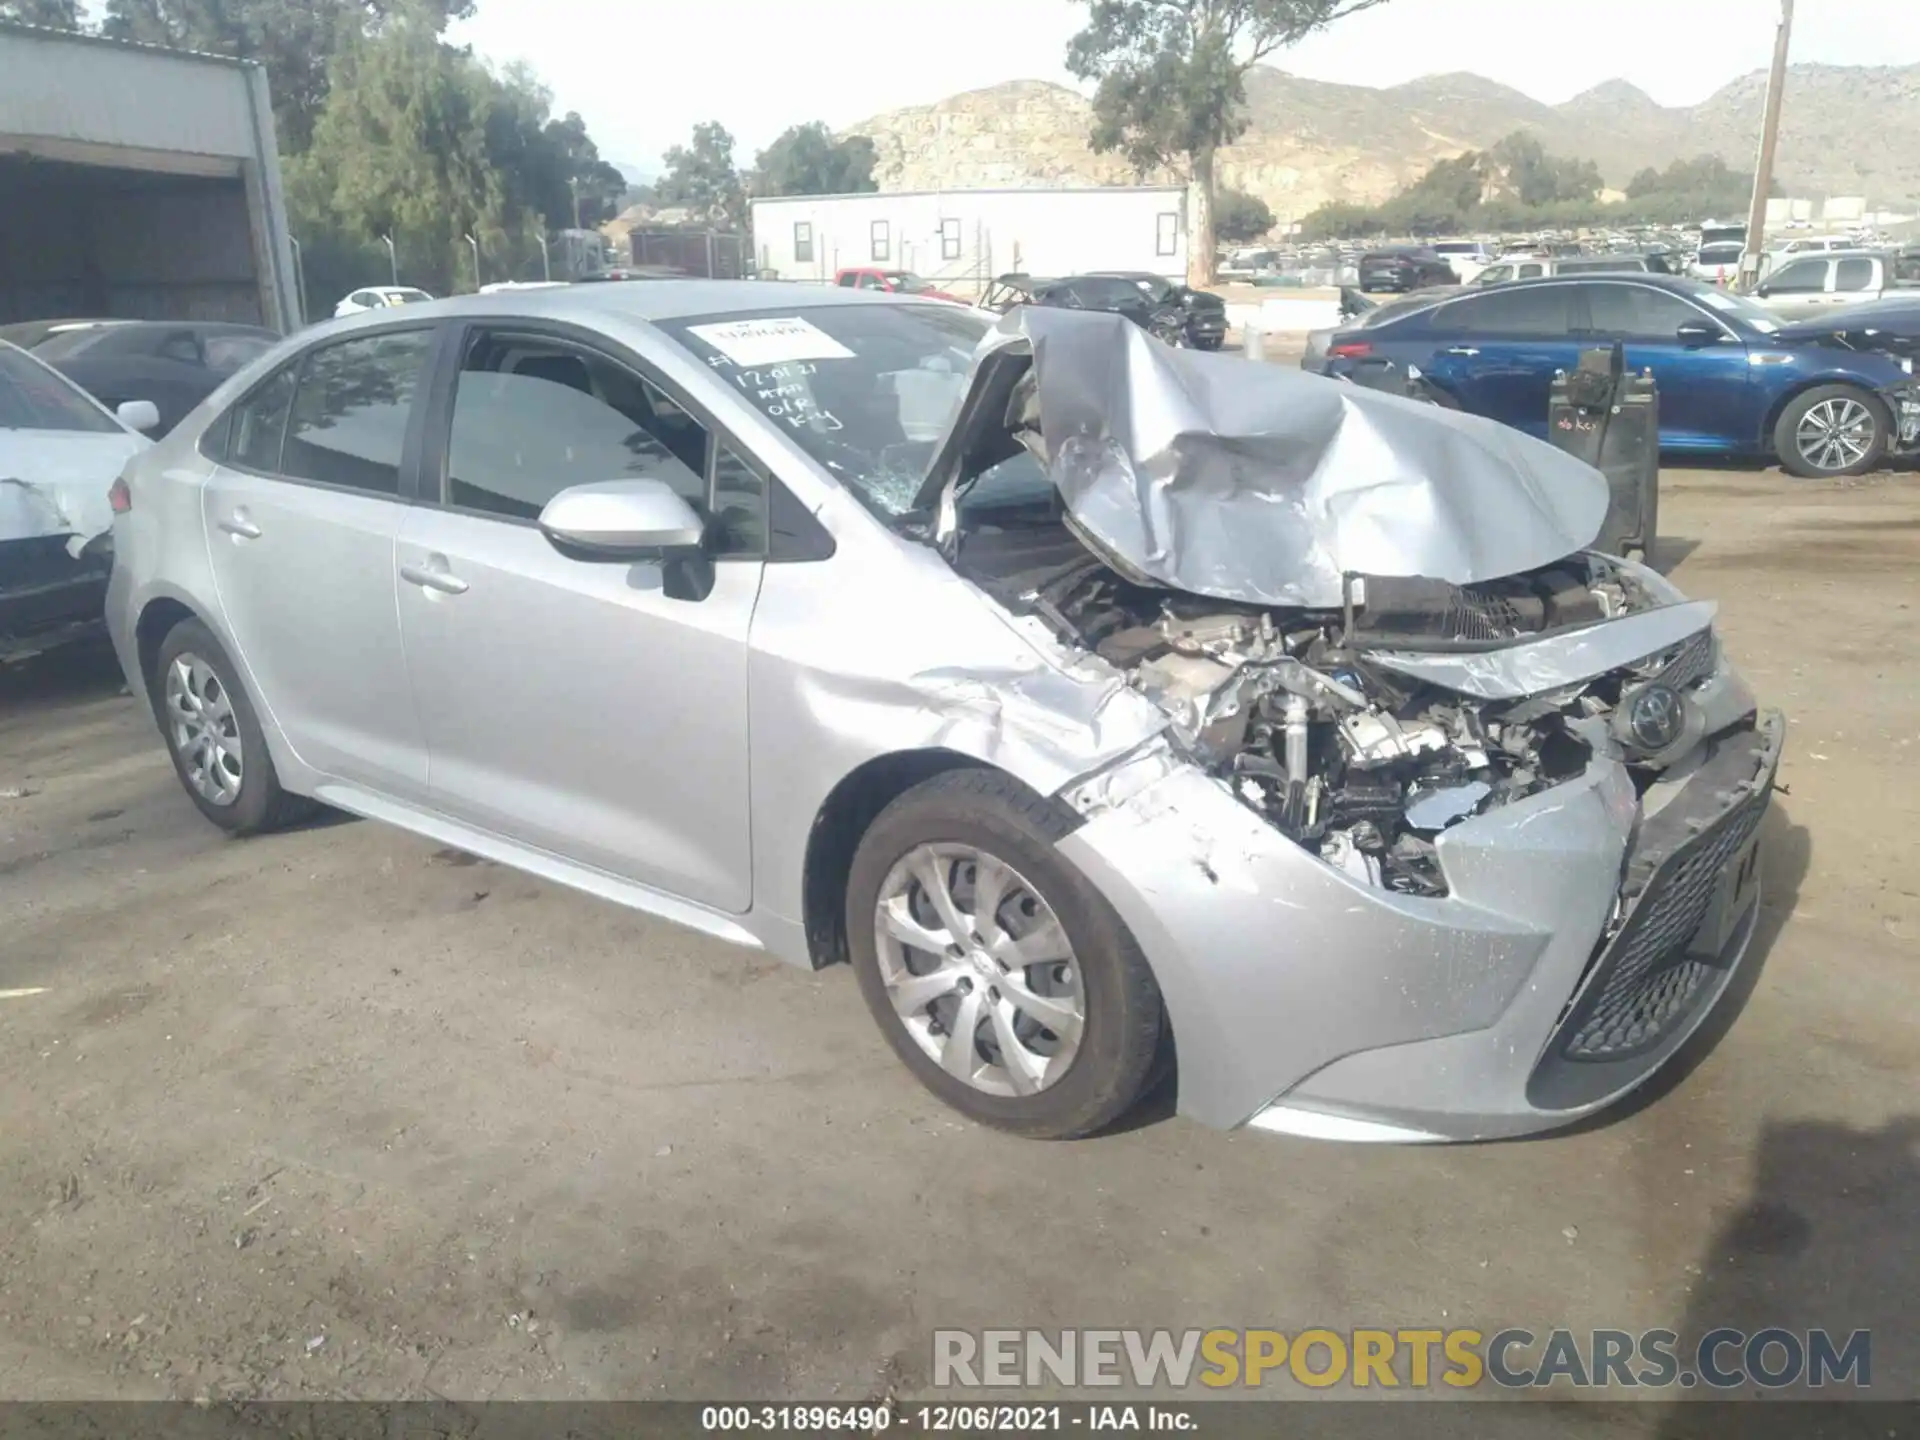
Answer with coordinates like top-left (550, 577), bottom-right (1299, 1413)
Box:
top-left (1297, 200), bottom-right (1377, 240)
top-left (1488, 131), bottom-right (1601, 206)
top-left (99, 0), bottom-right (474, 153)
top-left (286, 19), bottom-right (514, 296)
top-left (751, 122), bottom-right (878, 197)
top-left (1066, 0), bottom-right (1390, 285)
top-left (656, 121), bottom-right (745, 231)
top-left (481, 64), bottom-right (627, 233)
top-left (1214, 186), bottom-right (1274, 243)
top-left (1, 0), bottom-right (82, 26)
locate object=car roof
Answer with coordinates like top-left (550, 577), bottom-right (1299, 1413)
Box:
top-left (321, 279), bottom-right (938, 329)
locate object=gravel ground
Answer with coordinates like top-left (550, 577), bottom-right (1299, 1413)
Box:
top-left (1, 465), bottom-right (1915, 1412)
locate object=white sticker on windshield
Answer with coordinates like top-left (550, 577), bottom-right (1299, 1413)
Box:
top-left (686, 316), bottom-right (855, 367)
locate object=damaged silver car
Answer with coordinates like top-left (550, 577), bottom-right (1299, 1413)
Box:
top-left (106, 285), bottom-right (1783, 1142)
top-left (2, 339), bottom-right (157, 661)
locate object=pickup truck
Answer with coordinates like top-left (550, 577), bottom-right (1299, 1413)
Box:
top-left (1750, 249), bottom-right (1920, 322)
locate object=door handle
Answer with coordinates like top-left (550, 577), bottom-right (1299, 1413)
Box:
top-left (399, 561), bottom-right (469, 596)
top-left (218, 512), bottom-right (262, 539)
top-left (1440, 346), bottom-right (1480, 357)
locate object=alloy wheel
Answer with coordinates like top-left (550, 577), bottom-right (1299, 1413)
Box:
top-left (163, 653), bottom-right (243, 806)
top-left (1795, 397), bottom-right (1876, 473)
top-left (873, 843), bottom-right (1086, 1097)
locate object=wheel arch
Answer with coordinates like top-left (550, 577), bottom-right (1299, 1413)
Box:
top-left (1760, 375), bottom-right (1892, 452)
top-left (801, 748), bottom-right (1081, 970)
top-left (133, 595), bottom-right (202, 708)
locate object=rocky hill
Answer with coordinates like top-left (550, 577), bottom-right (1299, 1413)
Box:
top-left (848, 62), bottom-right (1920, 220)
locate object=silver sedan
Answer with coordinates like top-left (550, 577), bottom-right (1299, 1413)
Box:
top-left (105, 282), bottom-right (1783, 1141)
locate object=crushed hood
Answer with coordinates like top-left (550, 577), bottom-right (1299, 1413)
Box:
top-left (924, 308), bottom-right (1610, 609)
top-left (0, 431), bottom-right (146, 557)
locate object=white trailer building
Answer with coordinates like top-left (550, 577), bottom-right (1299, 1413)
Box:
top-left (750, 186), bottom-right (1190, 293)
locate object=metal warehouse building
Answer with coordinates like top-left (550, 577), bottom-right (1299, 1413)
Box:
top-left (750, 186), bottom-right (1191, 292)
top-left (0, 20), bottom-right (299, 329)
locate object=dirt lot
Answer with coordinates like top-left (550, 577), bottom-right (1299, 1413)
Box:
top-left (2, 465), bottom-right (1916, 1411)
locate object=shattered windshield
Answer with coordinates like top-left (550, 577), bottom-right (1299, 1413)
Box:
top-left (0, 346), bottom-right (119, 433)
top-left (659, 303), bottom-right (992, 517)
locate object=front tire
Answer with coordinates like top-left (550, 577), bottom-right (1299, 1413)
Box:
top-left (152, 618), bottom-right (316, 834)
top-left (1775, 385), bottom-right (1891, 478)
top-left (846, 770), bottom-right (1165, 1139)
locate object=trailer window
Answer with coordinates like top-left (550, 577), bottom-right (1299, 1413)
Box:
top-left (941, 219), bottom-right (962, 261)
top-left (1156, 212), bottom-right (1178, 258)
top-left (793, 222), bottom-right (813, 264)
top-left (871, 220), bottom-right (890, 263)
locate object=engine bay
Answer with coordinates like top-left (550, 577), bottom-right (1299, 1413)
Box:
top-left (958, 528), bottom-right (1701, 897)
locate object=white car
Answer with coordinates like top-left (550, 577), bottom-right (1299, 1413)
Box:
top-left (0, 340), bottom-right (155, 658)
top-left (333, 286), bottom-right (434, 318)
top-left (1688, 242), bottom-right (1746, 285)
top-left (1430, 240), bottom-right (1497, 284)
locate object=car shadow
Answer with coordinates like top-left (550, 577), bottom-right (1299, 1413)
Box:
top-left (1648, 535), bottom-right (1702, 573)
top-left (0, 633), bottom-right (127, 715)
top-left (1646, 1114), bottom-right (1918, 1435)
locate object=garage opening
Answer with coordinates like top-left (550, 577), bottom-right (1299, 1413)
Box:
top-left (0, 154), bottom-right (265, 326)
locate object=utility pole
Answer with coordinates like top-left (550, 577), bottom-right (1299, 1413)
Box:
top-left (379, 233), bottom-right (397, 286)
top-left (1739, 0), bottom-right (1794, 289)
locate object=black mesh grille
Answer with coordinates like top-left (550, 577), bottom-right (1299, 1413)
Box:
top-left (1450, 587), bottom-right (1525, 641)
top-left (1561, 780), bottom-right (1769, 1061)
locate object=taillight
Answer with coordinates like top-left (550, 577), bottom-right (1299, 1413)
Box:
top-left (109, 477), bottom-right (132, 514)
top-left (1330, 342), bottom-right (1373, 359)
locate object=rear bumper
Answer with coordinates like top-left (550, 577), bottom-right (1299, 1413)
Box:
top-left (1059, 709), bottom-right (1784, 1141)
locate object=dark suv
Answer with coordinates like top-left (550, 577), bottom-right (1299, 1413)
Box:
top-left (1358, 248), bottom-right (1457, 294)
top-left (1089, 271), bottom-right (1228, 349)
top-left (978, 273), bottom-right (1192, 346)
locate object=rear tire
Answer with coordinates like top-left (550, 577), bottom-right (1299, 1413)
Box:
top-left (1774, 384), bottom-right (1891, 479)
top-left (152, 618), bottom-right (317, 835)
top-left (846, 770), bottom-right (1165, 1139)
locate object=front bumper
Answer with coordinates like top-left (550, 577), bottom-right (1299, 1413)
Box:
top-left (1886, 384), bottom-right (1920, 451)
top-left (1059, 710), bottom-right (1784, 1140)
top-left (1186, 311), bottom-right (1228, 344)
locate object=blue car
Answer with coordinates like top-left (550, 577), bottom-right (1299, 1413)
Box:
top-left (1307, 274), bottom-right (1920, 478)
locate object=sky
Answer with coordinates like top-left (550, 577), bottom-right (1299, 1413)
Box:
top-left (448, 0), bottom-right (1918, 176)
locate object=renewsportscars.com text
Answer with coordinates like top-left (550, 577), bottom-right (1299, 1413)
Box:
top-left (933, 1327), bottom-right (1871, 1391)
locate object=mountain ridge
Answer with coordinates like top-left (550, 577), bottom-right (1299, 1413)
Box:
top-left (846, 62), bottom-right (1920, 220)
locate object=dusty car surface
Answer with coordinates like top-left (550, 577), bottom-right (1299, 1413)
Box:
top-left (106, 283), bottom-right (1783, 1142)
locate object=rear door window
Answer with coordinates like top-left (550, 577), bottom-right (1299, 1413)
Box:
top-left (1834, 257), bottom-right (1876, 293)
top-left (279, 329), bottom-right (432, 496)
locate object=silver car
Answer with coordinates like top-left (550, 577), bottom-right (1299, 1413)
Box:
top-left (105, 283), bottom-right (1783, 1142)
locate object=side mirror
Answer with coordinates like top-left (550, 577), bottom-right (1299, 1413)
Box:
top-left (1753, 284), bottom-right (1771, 298)
top-left (1675, 321), bottom-right (1722, 347)
top-left (538, 478), bottom-right (705, 561)
top-left (116, 399), bottom-right (160, 433)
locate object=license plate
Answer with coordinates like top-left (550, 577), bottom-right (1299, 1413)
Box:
top-left (1687, 834), bottom-right (1762, 960)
